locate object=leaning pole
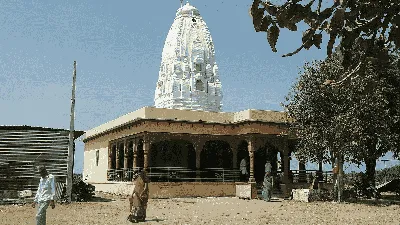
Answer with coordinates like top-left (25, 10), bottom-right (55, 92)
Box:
top-left (66, 61), bottom-right (77, 203)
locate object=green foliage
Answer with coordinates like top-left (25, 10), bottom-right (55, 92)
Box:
top-left (376, 164), bottom-right (400, 184)
top-left (284, 49), bottom-right (400, 185)
top-left (250, 0), bottom-right (400, 69)
top-left (345, 172), bottom-right (381, 199)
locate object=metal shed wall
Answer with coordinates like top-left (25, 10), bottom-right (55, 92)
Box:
top-left (0, 126), bottom-right (83, 194)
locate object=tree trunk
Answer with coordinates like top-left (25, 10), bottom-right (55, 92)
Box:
top-left (365, 158), bottom-right (376, 185)
top-left (365, 157), bottom-right (377, 198)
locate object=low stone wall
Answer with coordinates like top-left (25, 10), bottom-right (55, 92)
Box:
top-left (89, 182), bottom-right (134, 196)
top-left (236, 183), bottom-right (258, 199)
top-left (89, 182), bottom-right (247, 198)
top-left (292, 189), bottom-right (317, 202)
top-left (292, 188), bottom-right (332, 202)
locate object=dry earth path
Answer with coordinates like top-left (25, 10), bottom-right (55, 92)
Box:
top-left (1, 196), bottom-right (399, 225)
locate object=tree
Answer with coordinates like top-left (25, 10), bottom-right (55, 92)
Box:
top-left (284, 49), bottom-right (400, 196)
top-left (250, 0), bottom-right (400, 83)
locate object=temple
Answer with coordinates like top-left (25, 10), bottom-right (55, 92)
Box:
top-left (82, 3), bottom-right (332, 199)
top-left (154, 3), bottom-right (222, 112)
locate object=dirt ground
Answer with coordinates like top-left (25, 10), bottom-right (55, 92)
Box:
top-left (1, 194), bottom-right (400, 225)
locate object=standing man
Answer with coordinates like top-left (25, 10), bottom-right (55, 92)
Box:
top-left (239, 158), bottom-right (248, 182)
top-left (31, 165), bottom-right (56, 225)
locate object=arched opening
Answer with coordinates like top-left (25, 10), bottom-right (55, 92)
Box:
top-left (254, 142), bottom-right (279, 184)
top-left (195, 80), bottom-right (204, 91)
top-left (200, 140), bottom-right (232, 169)
top-left (149, 139), bottom-right (196, 181)
top-left (200, 140), bottom-right (233, 181)
top-left (236, 141), bottom-right (249, 182)
top-left (111, 145), bottom-right (116, 169)
top-left (136, 140), bottom-right (144, 169)
top-left (127, 141), bottom-right (134, 169)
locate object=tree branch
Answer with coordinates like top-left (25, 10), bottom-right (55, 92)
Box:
top-left (327, 61), bottom-right (363, 86)
top-left (282, 30), bottom-right (323, 57)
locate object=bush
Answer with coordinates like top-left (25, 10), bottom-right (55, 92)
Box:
top-left (72, 174), bottom-right (95, 202)
top-left (60, 174), bottom-right (95, 202)
top-left (344, 173), bottom-right (380, 199)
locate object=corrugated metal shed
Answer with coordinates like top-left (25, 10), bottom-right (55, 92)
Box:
top-left (0, 125), bottom-right (84, 196)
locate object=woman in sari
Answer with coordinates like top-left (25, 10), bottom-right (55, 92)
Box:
top-left (128, 170), bottom-right (150, 223)
top-left (262, 161), bottom-right (272, 201)
top-left (262, 172), bottom-right (272, 201)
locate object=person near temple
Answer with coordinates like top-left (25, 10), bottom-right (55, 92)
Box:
top-left (128, 169), bottom-right (150, 222)
top-left (239, 158), bottom-right (248, 182)
top-left (31, 165), bottom-right (56, 225)
top-left (262, 161), bottom-right (272, 201)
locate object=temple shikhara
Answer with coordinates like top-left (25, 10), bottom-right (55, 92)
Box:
top-left (83, 3), bottom-right (331, 198)
top-left (154, 3), bottom-right (222, 112)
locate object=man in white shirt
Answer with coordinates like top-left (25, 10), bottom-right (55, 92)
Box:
top-left (31, 165), bottom-right (56, 225)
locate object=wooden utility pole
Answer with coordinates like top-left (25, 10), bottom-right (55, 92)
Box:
top-left (66, 61), bottom-right (77, 203)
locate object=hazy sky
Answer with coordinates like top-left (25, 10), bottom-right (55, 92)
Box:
top-left (1, 0), bottom-right (398, 173)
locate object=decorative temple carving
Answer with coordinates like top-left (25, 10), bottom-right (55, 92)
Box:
top-left (154, 3), bottom-right (223, 112)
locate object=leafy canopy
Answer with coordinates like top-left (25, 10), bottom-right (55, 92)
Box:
top-left (250, 0), bottom-right (400, 74)
top-left (284, 50), bottom-right (400, 166)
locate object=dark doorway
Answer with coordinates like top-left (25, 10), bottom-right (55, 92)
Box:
top-left (200, 140), bottom-right (232, 169)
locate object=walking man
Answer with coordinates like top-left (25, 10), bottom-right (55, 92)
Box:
top-left (31, 165), bottom-right (56, 225)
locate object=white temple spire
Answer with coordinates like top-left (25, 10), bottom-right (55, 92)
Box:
top-left (154, 3), bottom-right (223, 112)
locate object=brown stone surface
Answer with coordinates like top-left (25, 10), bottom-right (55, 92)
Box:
top-left (149, 182), bottom-right (238, 198)
top-left (2, 196), bottom-right (399, 224)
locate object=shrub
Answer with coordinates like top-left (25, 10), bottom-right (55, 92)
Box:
top-left (72, 174), bottom-right (95, 202)
top-left (60, 174), bottom-right (95, 202)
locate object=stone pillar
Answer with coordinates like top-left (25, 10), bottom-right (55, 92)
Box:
top-left (133, 139), bottom-right (138, 168)
top-left (123, 139), bottom-right (128, 170)
top-left (116, 143), bottom-right (121, 170)
top-left (298, 161), bottom-right (306, 183)
top-left (232, 144), bottom-right (238, 169)
top-left (108, 142), bottom-right (113, 170)
top-left (143, 137), bottom-right (150, 172)
top-left (247, 138), bottom-right (255, 183)
top-left (194, 139), bottom-right (205, 181)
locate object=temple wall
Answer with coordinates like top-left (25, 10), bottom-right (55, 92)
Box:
top-left (83, 148), bottom-right (108, 183)
top-left (90, 182), bottom-right (243, 198)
